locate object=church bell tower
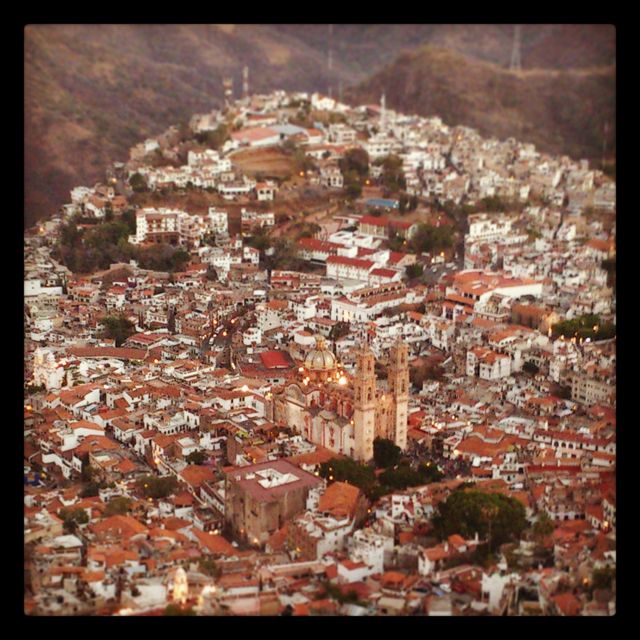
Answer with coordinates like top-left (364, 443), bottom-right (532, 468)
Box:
top-left (388, 338), bottom-right (409, 451)
top-left (353, 343), bottom-right (377, 462)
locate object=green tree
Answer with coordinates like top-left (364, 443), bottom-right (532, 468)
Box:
top-left (186, 450), bottom-right (207, 465)
top-left (329, 321), bottom-right (350, 341)
top-left (432, 490), bottom-right (527, 551)
top-left (80, 482), bottom-right (101, 498)
top-left (405, 263), bottom-right (424, 279)
top-left (246, 227), bottom-right (271, 251)
top-left (480, 195), bottom-right (507, 212)
top-left (551, 314), bottom-right (616, 341)
top-left (417, 461), bottom-right (444, 483)
top-left (81, 463), bottom-right (97, 483)
top-left (378, 155), bottom-right (406, 193)
top-left (60, 507), bottom-right (89, 533)
top-left (373, 438), bottom-right (402, 469)
top-left (104, 497), bottom-right (133, 517)
top-left (170, 248), bottom-right (190, 272)
top-left (339, 148), bottom-right (369, 179)
top-left (129, 173), bottom-right (148, 193)
top-left (121, 209), bottom-right (137, 235)
top-left (60, 218), bottom-right (82, 248)
top-left (195, 124), bottom-right (229, 150)
top-left (101, 315), bottom-right (136, 347)
top-left (137, 475), bottom-right (179, 500)
top-left (410, 223), bottom-right (454, 254)
top-left (345, 182), bottom-right (362, 200)
top-left (319, 458), bottom-right (377, 498)
top-left (523, 361), bottom-right (540, 375)
top-left (532, 511), bottom-right (554, 541)
top-left (379, 464), bottom-right (425, 490)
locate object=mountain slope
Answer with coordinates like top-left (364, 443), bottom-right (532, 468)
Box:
top-left (346, 45), bottom-right (615, 163)
top-left (24, 24), bottom-right (615, 227)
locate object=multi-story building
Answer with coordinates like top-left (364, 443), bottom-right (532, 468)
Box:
top-left (223, 459), bottom-right (322, 545)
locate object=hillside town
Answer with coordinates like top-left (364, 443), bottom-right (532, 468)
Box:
top-left (24, 88), bottom-right (616, 617)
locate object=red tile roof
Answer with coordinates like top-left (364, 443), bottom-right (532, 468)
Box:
top-left (259, 350), bottom-right (293, 369)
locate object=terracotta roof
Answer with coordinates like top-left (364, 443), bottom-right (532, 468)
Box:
top-left (553, 592), bottom-right (582, 616)
top-left (259, 350), bottom-right (293, 369)
top-left (91, 515), bottom-right (147, 539)
top-left (179, 465), bottom-right (216, 489)
top-left (318, 481), bottom-right (361, 519)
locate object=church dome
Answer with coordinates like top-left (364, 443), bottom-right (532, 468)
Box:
top-left (304, 335), bottom-right (337, 372)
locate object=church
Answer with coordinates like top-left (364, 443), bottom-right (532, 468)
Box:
top-left (273, 335), bottom-right (409, 462)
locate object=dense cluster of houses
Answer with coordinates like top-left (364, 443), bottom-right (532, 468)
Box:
top-left (24, 88), bottom-right (615, 616)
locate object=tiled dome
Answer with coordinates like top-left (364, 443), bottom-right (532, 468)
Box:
top-left (304, 335), bottom-right (337, 372)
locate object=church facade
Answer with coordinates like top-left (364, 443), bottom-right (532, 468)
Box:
top-left (273, 336), bottom-right (409, 462)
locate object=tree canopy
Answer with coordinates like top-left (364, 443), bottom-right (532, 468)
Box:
top-left (104, 496), bottom-right (133, 517)
top-left (54, 216), bottom-right (191, 274)
top-left (101, 315), bottom-right (136, 347)
top-left (195, 124), bottom-right (229, 150)
top-left (60, 507), bottom-right (89, 532)
top-left (185, 450), bottom-right (207, 465)
top-left (137, 475), bottom-right (179, 500)
top-left (373, 437), bottom-right (402, 469)
top-left (432, 489), bottom-right (527, 550)
top-left (532, 511), bottom-right (554, 541)
top-left (409, 223), bottom-right (454, 254)
top-left (551, 314), bottom-right (616, 341)
top-left (129, 172), bottom-right (148, 193)
top-left (339, 148), bottom-right (369, 179)
top-left (377, 154), bottom-right (406, 193)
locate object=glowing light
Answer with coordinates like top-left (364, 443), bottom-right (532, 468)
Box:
top-left (241, 384), bottom-right (249, 392)
top-left (298, 367), bottom-right (304, 372)
top-left (338, 376), bottom-right (347, 386)
top-left (299, 171), bottom-right (305, 177)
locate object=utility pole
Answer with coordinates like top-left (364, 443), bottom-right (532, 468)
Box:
top-left (510, 25), bottom-right (522, 71)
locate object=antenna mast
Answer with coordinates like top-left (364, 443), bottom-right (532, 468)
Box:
top-left (242, 66), bottom-right (249, 100)
top-left (223, 77), bottom-right (234, 110)
top-left (510, 25), bottom-right (522, 71)
top-left (327, 24), bottom-right (333, 99)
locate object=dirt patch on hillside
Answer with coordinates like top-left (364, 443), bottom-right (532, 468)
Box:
top-left (230, 148), bottom-right (294, 179)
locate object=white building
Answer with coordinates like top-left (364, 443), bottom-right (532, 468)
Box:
top-left (208, 208), bottom-right (229, 236)
top-left (348, 528), bottom-right (394, 575)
